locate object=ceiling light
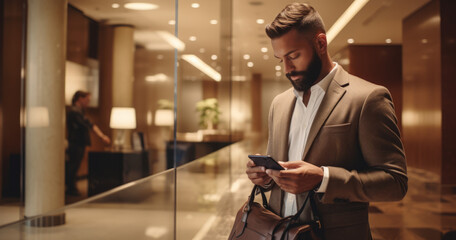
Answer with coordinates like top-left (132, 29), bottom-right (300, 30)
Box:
top-left (155, 31), bottom-right (185, 51)
top-left (263, 55), bottom-right (269, 60)
top-left (256, 19), bottom-right (265, 24)
top-left (124, 3), bottom-right (159, 10)
top-left (191, 3), bottom-right (200, 8)
top-left (326, 0), bottom-right (369, 44)
top-left (247, 62), bottom-right (254, 67)
top-left (385, 38), bottom-right (392, 44)
top-left (243, 54), bottom-right (250, 60)
top-left (232, 76), bottom-right (247, 81)
top-left (168, 20), bottom-right (175, 25)
top-left (182, 55), bottom-right (221, 81)
top-left (276, 72), bottom-right (282, 77)
top-left (421, 39), bottom-right (428, 44)
top-left (112, 3), bottom-right (120, 8)
top-left (189, 36), bottom-right (197, 41)
top-left (347, 38), bottom-right (355, 44)
top-left (275, 65), bottom-right (281, 71)
top-left (199, 48), bottom-right (205, 53)
top-left (210, 20), bottom-right (218, 24)
top-left (261, 47), bottom-right (268, 53)
top-left (145, 73), bottom-right (168, 82)
top-left (135, 31), bottom-right (185, 51)
top-left (211, 55), bottom-right (218, 60)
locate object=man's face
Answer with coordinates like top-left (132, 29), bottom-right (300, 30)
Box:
top-left (271, 29), bottom-right (322, 92)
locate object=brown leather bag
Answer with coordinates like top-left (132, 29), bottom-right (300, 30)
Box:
top-left (229, 185), bottom-right (322, 240)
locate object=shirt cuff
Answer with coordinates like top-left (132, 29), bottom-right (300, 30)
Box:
top-left (315, 166), bottom-right (329, 193)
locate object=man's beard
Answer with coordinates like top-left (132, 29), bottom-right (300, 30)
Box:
top-left (285, 49), bottom-right (322, 92)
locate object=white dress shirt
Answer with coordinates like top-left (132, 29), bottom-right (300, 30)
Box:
top-left (283, 63), bottom-right (338, 217)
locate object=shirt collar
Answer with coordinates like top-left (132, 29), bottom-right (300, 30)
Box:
top-left (293, 62), bottom-right (338, 99)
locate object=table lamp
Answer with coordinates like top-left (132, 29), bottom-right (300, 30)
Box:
top-left (154, 109), bottom-right (173, 127)
top-left (110, 107), bottom-right (136, 150)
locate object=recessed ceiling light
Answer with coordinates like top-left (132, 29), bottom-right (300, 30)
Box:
top-left (112, 3), bottom-right (120, 8)
top-left (211, 55), bottom-right (218, 60)
top-left (276, 72), bottom-right (282, 77)
top-left (421, 39), bottom-right (428, 44)
top-left (191, 3), bottom-right (200, 8)
top-left (275, 65), bottom-right (281, 71)
top-left (124, 3), bottom-right (159, 10)
top-left (256, 19), bottom-right (265, 24)
top-left (247, 62), bottom-right (254, 67)
top-left (210, 20), bottom-right (218, 24)
top-left (199, 48), bottom-right (205, 53)
top-left (243, 54), bottom-right (250, 60)
top-left (261, 47), bottom-right (268, 53)
top-left (263, 55), bottom-right (269, 60)
top-left (347, 38), bottom-right (355, 44)
top-left (168, 20), bottom-right (175, 25)
top-left (385, 38), bottom-right (392, 44)
top-left (189, 36), bottom-right (197, 41)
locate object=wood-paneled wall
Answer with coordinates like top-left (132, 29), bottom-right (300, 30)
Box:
top-left (440, 0), bottom-right (456, 185)
top-left (403, 0), bottom-right (456, 185)
top-left (1, 0), bottom-right (24, 198)
top-left (348, 45), bottom-right (403, 131)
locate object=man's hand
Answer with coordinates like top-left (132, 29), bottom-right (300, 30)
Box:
top-left (246, 160), bottom-right (272, 186)
top-left (266, 161), bottom-right (323, 194)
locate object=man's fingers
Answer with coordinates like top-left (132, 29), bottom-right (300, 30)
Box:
top-left (246, 166), bottom-right (266, 174)
top-left (266, 169), bottom-right (286, 177)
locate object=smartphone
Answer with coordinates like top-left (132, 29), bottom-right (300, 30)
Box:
top-left (248, 155), bottom-right (284, 170)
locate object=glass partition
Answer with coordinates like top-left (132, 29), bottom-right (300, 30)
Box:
top-left (1, 0), bottom-right (260, 238)
top-left (0, 170), bottom-right (176, 240)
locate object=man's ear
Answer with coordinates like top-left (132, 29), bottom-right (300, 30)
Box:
top-left (315, 33), bottom-right (327, 54)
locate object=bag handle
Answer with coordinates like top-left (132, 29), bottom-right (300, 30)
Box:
top-left (236, 185), bottom-right (269, 238)
top-left (238, 185), bottom-right (321, 239)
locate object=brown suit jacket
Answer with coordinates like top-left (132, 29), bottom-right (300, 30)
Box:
top-left (265, 67), bottom-right (407, 239)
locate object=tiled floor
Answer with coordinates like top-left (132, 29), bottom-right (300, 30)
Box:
top-left (200, 167), bottom-right (456, 240)
top-left (1, 165), bottom-right (456, 239)
top-left (369, 168), bottom-right (456, 240)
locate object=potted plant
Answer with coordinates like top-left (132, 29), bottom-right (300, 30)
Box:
top-left (196, 98), bottom-right (221, 130)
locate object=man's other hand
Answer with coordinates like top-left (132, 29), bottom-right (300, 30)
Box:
top-left (246, 160), bottom-right (272, 187)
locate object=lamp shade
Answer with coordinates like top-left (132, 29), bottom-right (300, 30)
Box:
top-left (154, 109), bottom-right (173, 126)
top-left (110, 107), bottom-right (137, 129)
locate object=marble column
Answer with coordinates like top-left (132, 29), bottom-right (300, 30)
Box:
top-left (111, 25), bottom-right (135, 149)
top-left (24, 0), bottom-right (67, 226)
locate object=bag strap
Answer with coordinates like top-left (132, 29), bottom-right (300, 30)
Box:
top-left (235, 185), bottom-right (269, 238)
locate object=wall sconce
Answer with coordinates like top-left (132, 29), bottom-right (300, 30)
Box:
top-left (110, 107), bottom-right (136, 150)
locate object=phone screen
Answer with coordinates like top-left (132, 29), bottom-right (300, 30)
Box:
top-left (248, 155), bottom-right (284, 170)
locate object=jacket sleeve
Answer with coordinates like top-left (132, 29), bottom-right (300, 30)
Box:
top-left (321, 87), bottom-right (408, 203)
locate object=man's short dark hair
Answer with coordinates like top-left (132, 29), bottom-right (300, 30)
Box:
top-left (265, 3), bottom-right (326, 39)
top-left (72, 90), bottom-right (90, 105)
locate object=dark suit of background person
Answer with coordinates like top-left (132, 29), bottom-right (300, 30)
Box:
top-left (66, 91), bottom-right (110, 196)
top-left (245, 3), bottom-right (407, 239)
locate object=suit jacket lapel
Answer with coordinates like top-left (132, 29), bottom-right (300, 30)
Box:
top-left (302, 67), bottom-right (349, 161)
